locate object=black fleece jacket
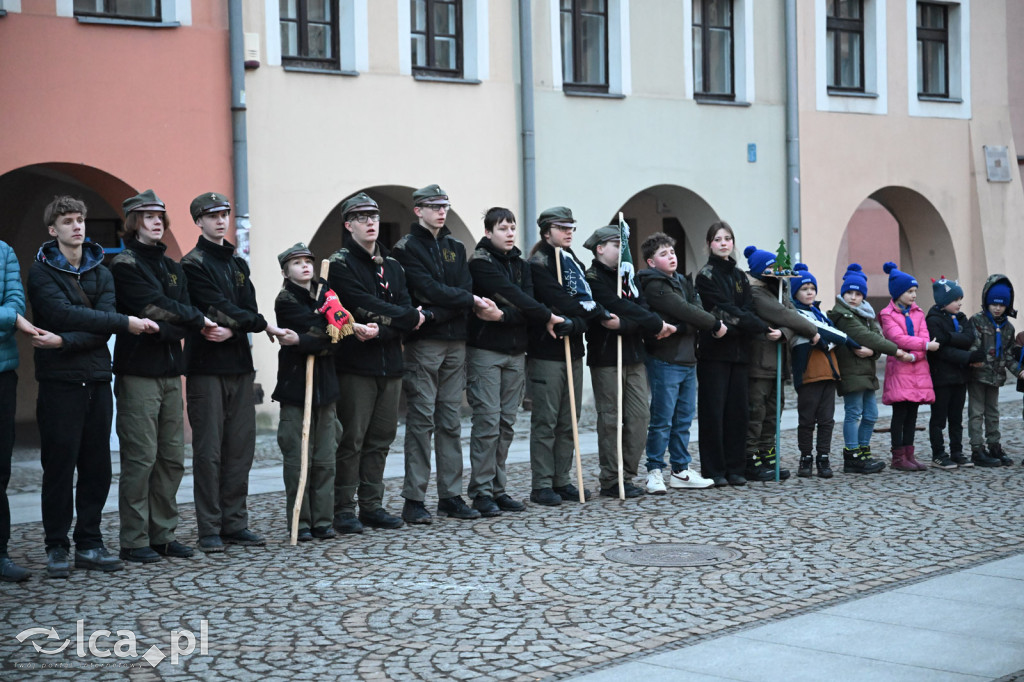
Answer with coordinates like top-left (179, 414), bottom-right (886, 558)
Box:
top-left (271, 279), bottom-right (339, 407)
top-left (391, 223), bottom-right (474, 343)
top-left (694, 255), bottom-right (769, 364)
top-left (110, 238), bottom-right (205, 377)
top-left (28, 240), bottom-right (129, 383)
top-left (925, 305), bottom-right (978, 387)
top-left (585, 259), bottom-right (664, 367)
top-left (527, 241), bottom-right (607, 361)
top-left (328, 235), bottom-right (421, 378)
top-left (181, 237), bottom-right (268, 376)
top-left (467, 237), bottom-right (551, 355)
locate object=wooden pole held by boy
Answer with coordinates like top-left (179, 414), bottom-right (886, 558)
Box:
top-left (615, 212), bottom-right (626, 500)
top-left (554, 246), bottom-right (587, 503)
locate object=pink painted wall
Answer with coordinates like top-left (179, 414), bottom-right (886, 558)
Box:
top-left (0, 4), bottom-right (234, 256)
top-left (835, 199), bottom-right (901, 306)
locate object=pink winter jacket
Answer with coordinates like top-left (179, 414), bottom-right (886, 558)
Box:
top-left (880, 300), bottom-right (935, 405)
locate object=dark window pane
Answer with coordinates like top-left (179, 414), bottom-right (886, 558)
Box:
top-left (434, 36), bottom-right (457, 70)
top-left (434, 2), bottom-right (456, 35)
top-left (693, 26), bottom-right (703, 92)
top-left (580, 0), bottom-right (605, 12)
top-left (693, 0), bottom-right (702, 24)
top-left (561, 10), bottom-right (575, 82)
top-left (412, 0), bottom-right (426, 31)
top-left (707, 26), bottom-right (732, 93)
top-left (707, 0), bottom-right (731, 27)
top-left (579, 12), bottom-right (606, 84)
top-left (412, 33), bottom-right (427, 66)
top-left (308, 0), bottom-right (329, 22)
top-left (281, 21), bottom-right (299, 56)
top-left (826, 30), bottom-right (836, 86)
top-left (838, 31), bottom-right (862, 88)
top-left (308, 23), bottom-right (331, 59)
top-left (838, 0), bottom-right (860, 19)
top-left (280, 0), bottom-right (297, 19)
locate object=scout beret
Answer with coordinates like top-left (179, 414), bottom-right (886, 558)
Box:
top-left (537, 206), bottom-right (575, 232)
top-left (412, 184), bottom-right (449, 205)
top-left (277, 242), bottom-right (314, 268)
top-left (122, 189), bottom-right (166, 214)
top-left (583, 226), bottom-right (621, 252)
top-left (341, 192), bottom-right (380, 219)
top-left (190, 192), bottom-right (232, 221)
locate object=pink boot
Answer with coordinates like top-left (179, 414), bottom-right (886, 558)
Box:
top-left (904, 445), bottom-right (928, 471)
top-left (891, 446), bottom-right (916, 472)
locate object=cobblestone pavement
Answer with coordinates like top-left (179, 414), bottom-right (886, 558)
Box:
top-left (2, 400), bottom-right (1024, 680)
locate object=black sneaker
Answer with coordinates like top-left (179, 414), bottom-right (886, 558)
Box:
top-left (150, 541), bottom-right (194, 558)
top-left (359, 508), bottom-right (405, 529)
top-left (45, 546), bottom-right (70, 579)
top-left (950, 452), bottom-right (973, 467)
top-left (437, 496), bottom-right (481, 520)
top-left (197, 535), bottom-right (225, 553)
top-left (494, 494), bottom-right (526, 512)
top-left (712, 477), bottom-right (729, 488)
top-left (311, 526), bottom-right (337, 540)
top-left (0, 556), bottom-right (30, 583)
top-left (221, 529), bottom-right (265, 546)
top-left (119, 546), bottom-right (162, 564)
top-left (530, 488), bottom-right (562, 506)
top-left (472, 496), bottom-right (502, 517)
top-left (553, 484), bottom-right (593, 502)
top-left (726, 473), bottom-right (747, 486)
top-left (599, 483), bottom-right (646, 498)
top-left (75, 546), bottom-right (123, 572)
top-left (401, 499), bottom-right (433, 525)
top-left (931, 454), bottom-right (957, 470)
top-left (296, 529), bottom-right (314, 542)
top-left (333, 512), bottom-right (365, 534)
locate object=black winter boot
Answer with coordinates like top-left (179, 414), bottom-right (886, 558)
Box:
top-left (971, 446), bottom-right (1001, 467)
top-left (763, 448), bottom-right (791, 481)
top-left (989, 443), bottom-right (1013, 467)
top-left (844, 446), bottom-right (885, 474)
top-left (745, 451), bottom-right (772, 481)
top-left (797, 454), bottom-right (814, 478)
top-left (816, 454), bottom-right (834, 479)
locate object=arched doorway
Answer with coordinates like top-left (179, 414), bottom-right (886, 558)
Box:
top-left (308, 184), bottom-right (476, 259)
top-left (835, 187), bottom-right (956, 313)
top-left (608, 184), bottom-right (720, 276)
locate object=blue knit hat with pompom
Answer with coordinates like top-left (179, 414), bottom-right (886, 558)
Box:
top-left (790, 263), bottom-right (817, 298)
top-left (840, 263), bottom-right (868, 296)
top-left (884, 262), bottom-right (918, 300)
top-left (743, 245), bottom-right (777, 280)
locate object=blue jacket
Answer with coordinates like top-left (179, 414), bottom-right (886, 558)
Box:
top-left (0, 240), bottom-right (25, 373)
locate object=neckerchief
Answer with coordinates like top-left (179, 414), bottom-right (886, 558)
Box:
top-left (985, 309), bottom-right (1006, 357)
top-left (897, 303), bottom-right (914, 336)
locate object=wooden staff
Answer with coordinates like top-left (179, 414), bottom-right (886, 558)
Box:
top-left (615, 212), bottom-right (625, 500)
top-left (554, 246), bottom-right (587, 503)
top-left (290, 260), bottom-right (331, 545)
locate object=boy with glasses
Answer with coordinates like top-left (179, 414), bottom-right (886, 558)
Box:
top-left (328, 193), bottom-right (423, 533)
top-left (392, 184), bottom-right (498, 524)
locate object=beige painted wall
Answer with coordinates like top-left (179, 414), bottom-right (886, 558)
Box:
top-left (796, 0), bottom-right (1024, 309)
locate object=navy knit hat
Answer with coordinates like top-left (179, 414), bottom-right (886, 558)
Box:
top-left (884, 262), bottom-right (918, 300)
top-left (987, 282), bottom-right (1012, 306)
top-left (790, 263), bottom-right (817, 297)
top-left (840, 263), bottom-right (869, 296)
top-left (932, 277), bottom-right (963, 308)
top-left (743, 245), bottom-right (776, 279)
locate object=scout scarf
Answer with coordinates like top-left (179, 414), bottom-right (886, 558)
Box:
top-left (985, 309), bottom-right (1007, 357)
top-left (560, 251), bottom-right (597, 311)
top-left (896, 303), bottom-right (915, 336)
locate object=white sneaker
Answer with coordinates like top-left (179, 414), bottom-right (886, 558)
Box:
top-left (646, 469), bottom-right (668, 495)
top-left (669, 469), bottom-right (714, 489)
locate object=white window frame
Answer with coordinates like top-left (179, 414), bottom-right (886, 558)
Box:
top-left (1, 1), bottom-right (23, 12)
top-left (266, 0), bottom-right (368, 72)
top-left (907, 0), bottom-right (971, 119)
top-left (682, 0), bottom-right (754, 103)
top-left (815, 0), bottom-right (888, 115)
top-left (398, 0), bottom-right (489, 81)
top-left (57, 0), bottom-right (191, 24)
top-left (549, 0), bottom-right (631, 96)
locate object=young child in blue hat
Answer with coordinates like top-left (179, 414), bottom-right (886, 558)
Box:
top-left (967, 275), bottom-right (1017, 466)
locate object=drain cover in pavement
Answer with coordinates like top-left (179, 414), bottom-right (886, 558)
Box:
top-left (603, 543), bottom-right (742, 567)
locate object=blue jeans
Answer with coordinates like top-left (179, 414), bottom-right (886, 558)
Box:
top-left (842, 390), bottom-right (878, 448)
top-left (645, 358), bottom-right (697, 472)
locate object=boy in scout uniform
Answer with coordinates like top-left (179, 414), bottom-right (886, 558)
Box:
top-left (182, 192), bottom-right (296, 553)
top-left (584, 226), bottom-right (673, 499)
top-left (526, 207), bottom-right (613, 506)
top-left (391, 184), bottom-right (498, 524)
top-left (273, 243), bottom-right (340, 541)
top-left (328, 193), bottom-right (423, 533)
top-left (111, 190), bottom-right (211, 563)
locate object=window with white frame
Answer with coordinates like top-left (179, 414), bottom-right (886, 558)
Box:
top-left (398, 0), bottom-right (487, 81)
top-left (267, 0), bottom-right (366, 73)
top-left (683, 0), bottom-right (752, 103)
top-left (815, 0), bottom-right (887, 115)
top-left (74, 0), bottom-right (160, 21)
top-left (550, 0), bottom-right (629, 96)
top-left (58, 0), bottom-right (189, 24)
top-left (907, 0), bottom-right (970, 118)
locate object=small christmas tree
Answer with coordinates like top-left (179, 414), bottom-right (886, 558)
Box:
top-left (774, 239), bottom-right (792, 275)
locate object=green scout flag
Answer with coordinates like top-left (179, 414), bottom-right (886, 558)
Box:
top-left (619, 217), bottom-right (639, 298)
